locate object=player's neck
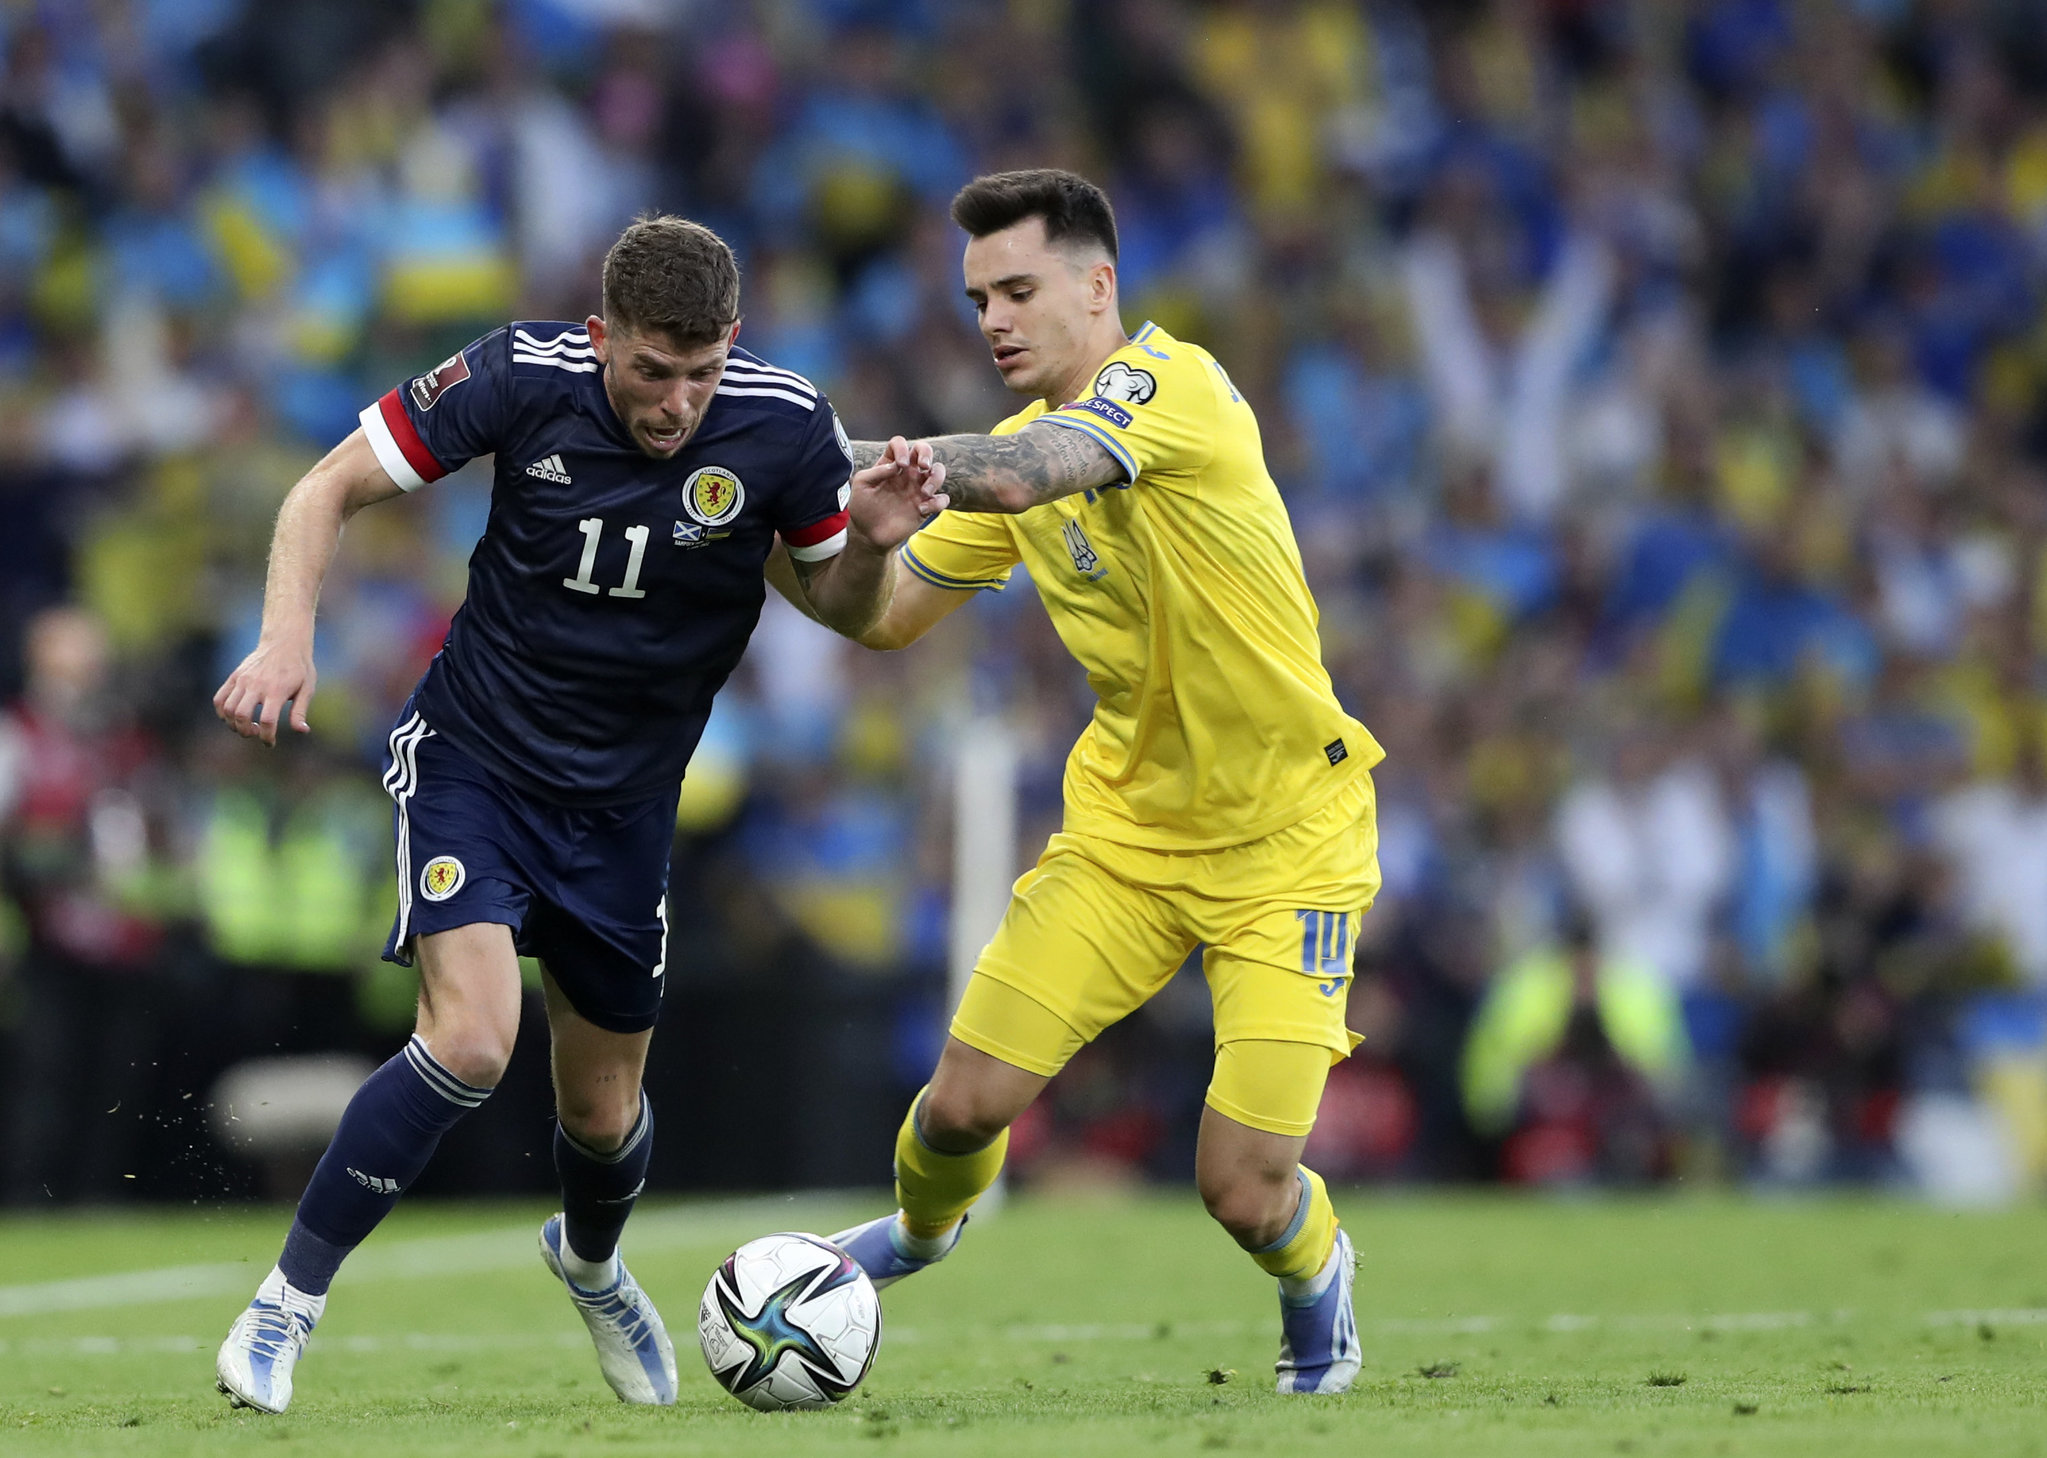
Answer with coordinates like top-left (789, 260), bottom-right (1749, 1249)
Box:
top-left (1042, 320), bottom-right (1133, 408)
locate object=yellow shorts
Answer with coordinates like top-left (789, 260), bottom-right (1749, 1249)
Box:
top-left (950, 770), bottom-right (1380, 1134)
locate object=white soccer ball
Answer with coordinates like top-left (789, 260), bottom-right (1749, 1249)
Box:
top-left (698, 1232), bottom-right (882, 1411)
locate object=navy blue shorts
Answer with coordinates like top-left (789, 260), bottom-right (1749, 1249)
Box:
top-left (380, 706), bottom-right (678, 1034)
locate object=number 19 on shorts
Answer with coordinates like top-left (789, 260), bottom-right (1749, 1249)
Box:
top-left (1296, 908), bottom-right (1354, 991)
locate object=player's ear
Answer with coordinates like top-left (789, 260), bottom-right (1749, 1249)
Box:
top-left (1090, 260), bottom-right (1117, 314)
top-left (586, 314), bottom-right (609, 361)
top-left (728, 318), bottom-right (742, 347)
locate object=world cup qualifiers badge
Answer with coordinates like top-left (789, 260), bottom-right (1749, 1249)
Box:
top-left (408, 352), bottom-right (471, 411)
top-left (675, 466), bottom-right (744, 548)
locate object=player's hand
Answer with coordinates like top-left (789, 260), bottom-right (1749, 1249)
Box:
top-left (886, 437), bottom-right (949, 517)
top-left (213, 638), bottom-right (317, 745)
top-left (848, 436), bottom-right (947, 550)
top-left (893, 435), bottom-right (949, 516)
top-left (914, 455), bottom-right (949, 516)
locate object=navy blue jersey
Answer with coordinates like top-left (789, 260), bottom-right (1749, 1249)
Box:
top-left (358, 322), bottom-right (852, 807)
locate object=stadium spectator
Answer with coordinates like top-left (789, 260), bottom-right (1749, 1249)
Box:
top-left (0, 607), bottom-right (181, 1202)
top-left (1934, 733), bottom-right (2047, 986)
top-left (194, 741), bottom-right (392, 1053)
top-left (1554, 715), bottom-right (1734, 994)
top-left (1460, 913), bottom-right (1690, 1185)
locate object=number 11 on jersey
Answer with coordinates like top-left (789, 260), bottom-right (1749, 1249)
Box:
top-left (563, 517), bottom-right (649, 599)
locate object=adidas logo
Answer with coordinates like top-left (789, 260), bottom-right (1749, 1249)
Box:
top-left (526, 454), bottom-right (572, 484)
top-left (347, 1167), bottom-right (400, 1196)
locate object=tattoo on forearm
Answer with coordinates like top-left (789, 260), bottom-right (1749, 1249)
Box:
top-left (926, 425), bottom-right (1122, 512)
top-left (850, 425), bottom-right (1121, 513)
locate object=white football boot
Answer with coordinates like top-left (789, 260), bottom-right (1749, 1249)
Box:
top-left (1275, 1227), bottom-right (1360, 1394)
top-left (216, 1267), bottom-right (325, 1413)
top-left (539, 1213), bottom-right (678, 1404)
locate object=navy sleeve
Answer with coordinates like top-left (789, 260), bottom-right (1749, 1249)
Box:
top-left (358, 327), bottom-right (513, 490)
top-left (777, 398), bottom-right (854, 561)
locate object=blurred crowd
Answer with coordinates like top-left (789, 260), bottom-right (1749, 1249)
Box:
top-left (7, 0), bottom-right (2047, 1205)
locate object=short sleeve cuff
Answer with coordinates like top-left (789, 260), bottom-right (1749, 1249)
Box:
top-left (360, 390), bottom-right (449, 492)
top-left (900, 543), bottom-right (1008, 592)
top-left (1037, 412), bottom-right (1138, 487)
top-left (783, 509), bottom-right (850, 562)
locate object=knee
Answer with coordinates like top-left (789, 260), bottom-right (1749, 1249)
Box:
top-left (559, 1088), bottom-right (643, 1153)
top-left (419, 1021), bottom-right (514, 1091)
top-left (916, 1082), bottom-right (1013, 1153)
top-left (1200, 1166), bottom-right (1299, 1249)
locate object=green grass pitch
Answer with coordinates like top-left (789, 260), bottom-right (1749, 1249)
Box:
top-left (2, 1190), bottom-right (2043, 1456)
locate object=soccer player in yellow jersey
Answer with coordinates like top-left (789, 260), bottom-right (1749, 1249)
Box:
top-left (807, 170), bottom-right (1381, 1394)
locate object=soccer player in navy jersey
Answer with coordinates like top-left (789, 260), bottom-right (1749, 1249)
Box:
top-left (209, 217), bottom-right (940, 1412)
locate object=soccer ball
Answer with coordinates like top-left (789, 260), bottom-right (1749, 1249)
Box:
top-left (698, 1232), bottom-right (882, 1410)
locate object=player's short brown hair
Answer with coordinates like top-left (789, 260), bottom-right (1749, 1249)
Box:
top-left (950, 169), bottom-right (1118, 262)
top-left (601, 216), bottom-right (741, 347)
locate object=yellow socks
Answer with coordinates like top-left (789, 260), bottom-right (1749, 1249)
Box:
top-left (1250, 1166), bottom-right (1338, 1285)
top-left (894, 1088), bottom-right (1008, 1240)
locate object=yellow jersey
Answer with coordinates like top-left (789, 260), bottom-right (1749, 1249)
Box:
top-left (900, 322), bottom-right (1380, 852)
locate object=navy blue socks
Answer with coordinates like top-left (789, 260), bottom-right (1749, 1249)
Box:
top-left (271, 1033), bottom-right (651, 1298)
top-left (555, 1092), bottom-right (653, 1273)
top-left (277, 1035), bottom-right (492, 1295)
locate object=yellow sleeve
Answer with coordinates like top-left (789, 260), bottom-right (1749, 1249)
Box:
top-left (899, 508), bottom-right (1021, 592)
top-left (1032, 326), bottom-right (1217, 486)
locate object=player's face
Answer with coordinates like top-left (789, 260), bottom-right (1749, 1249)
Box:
top-left (963, 219), bottom-right (1109, 401)
top-left (588, 317), bottom-right (736, 458)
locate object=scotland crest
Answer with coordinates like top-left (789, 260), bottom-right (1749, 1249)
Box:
top-left (683, 466), bottom-right (746, 526)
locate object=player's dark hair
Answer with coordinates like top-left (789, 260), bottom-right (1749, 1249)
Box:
top-left (601, 216), bottom-right (741, 348)
top-left (950, 169), bottom-right (1118, 263)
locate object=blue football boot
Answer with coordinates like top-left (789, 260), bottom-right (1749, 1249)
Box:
top-left (827, 1211), bottom-right (965, 1290)
top-left (1275, 1227), bottom-right (1360, 1394)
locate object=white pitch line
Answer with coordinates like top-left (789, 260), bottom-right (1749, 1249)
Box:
top-left (0, 1195), bottom-right (866, 1320)
top-left (0, 1332), bottom-right (591, 1358)
top-left (11, 1306), bottom-right (2044, 1360)
top-left (1925, 1308), bottom-right (2047, 1327)
top-left (1541, 1310), bottom-right (1818, 1334)
top-left (1000, 1320), bottom-right (1249, 1343)
top-left (0, 1261), bottom-right (252, 1320)
top-left (1378, 1315), bottom-right (1501, 1335)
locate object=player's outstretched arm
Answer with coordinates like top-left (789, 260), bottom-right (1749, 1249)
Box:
top-left (213, 429), bottom-right (406, 744)
top-left (766, 542), bottom-right (971, 652)
top-left (782, 436), bottom-right (948, 640)
top-left (851, 423), bottom-right (1123, 514)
